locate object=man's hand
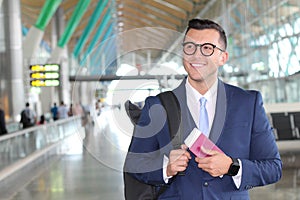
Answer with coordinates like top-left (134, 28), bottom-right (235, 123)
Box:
top-left (195, 146), bottom-right (232, 177)
top-left (167, 144), bottom-right (191, 177)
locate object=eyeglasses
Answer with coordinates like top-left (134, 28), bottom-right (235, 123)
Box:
top-left (182, 42), bottom-right (225, 56)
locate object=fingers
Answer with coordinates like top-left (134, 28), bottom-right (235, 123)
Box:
top-left (170, 149), bottom-right (191, 164)
top-left (167, 148), bottom-right (191, 176)
top-left (195, 149), bottom-right (220, 165)
top-left (181, 144), bottom-right (188, 150)
top-left (200, 146), bottom-right (218, 156)
top-left (167, 164), bottom-right (188, 176)
top-left (181, 144), bottom-right (191, 159)
top-left (195, 153), bottom-right (231, 177)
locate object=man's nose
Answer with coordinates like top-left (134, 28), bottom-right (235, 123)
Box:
top-left (194, 46), bottom-right (204, 57)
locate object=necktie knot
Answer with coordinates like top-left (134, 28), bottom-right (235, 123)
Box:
top-left (200, 97), bottom-right (207, 107)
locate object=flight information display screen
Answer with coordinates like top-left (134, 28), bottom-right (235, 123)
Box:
top-left (29, 64), bottom-right (60, 87)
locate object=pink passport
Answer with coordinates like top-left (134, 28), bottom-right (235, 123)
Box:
top-left (184, 128), bottom-right (223, 158)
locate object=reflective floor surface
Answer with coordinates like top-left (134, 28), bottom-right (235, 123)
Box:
top-left (2, 107), bottom-right (300, 200)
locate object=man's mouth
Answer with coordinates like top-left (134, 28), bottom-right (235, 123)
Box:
top-left (190, 63), bottom-right (205, 68)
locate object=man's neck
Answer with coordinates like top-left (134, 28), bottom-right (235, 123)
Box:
top-left (188, 77), bottom-right (217, 95)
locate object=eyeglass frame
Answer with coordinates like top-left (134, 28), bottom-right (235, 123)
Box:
top-left (182, 42), bottom-right (225, 56)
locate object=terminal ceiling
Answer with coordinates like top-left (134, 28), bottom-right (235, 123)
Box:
top-left (20, 0), bottom-right (300, 77)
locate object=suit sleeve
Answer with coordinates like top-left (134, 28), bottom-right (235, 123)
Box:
top-left (239, 91), bottom-right (282, 190)
top-left (124, 96), bottom-right (173, 185)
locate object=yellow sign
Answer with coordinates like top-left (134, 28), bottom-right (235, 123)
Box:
top-left (30, 72), bottom-right (59, 79)
top-left (30, 64), bottom-right (60, 72)
top-left (30, 80), bottom-right (60, 87)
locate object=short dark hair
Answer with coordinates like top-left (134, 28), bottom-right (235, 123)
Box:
top-left (26, 102), bottom-right (30, 107)
top-left (184, 19), bottom-right (227, 50)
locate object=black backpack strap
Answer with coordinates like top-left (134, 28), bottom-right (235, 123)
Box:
top-left (157, 91), bottom-right (182, 149)
top-left (155, 91), bottom-right (182, 197)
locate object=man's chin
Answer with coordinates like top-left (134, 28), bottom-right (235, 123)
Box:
top-left (188, 75), bottom-right (205, 83)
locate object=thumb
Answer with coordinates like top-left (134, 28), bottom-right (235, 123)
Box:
top-left (201, 146), bottom-right (219, 156)
top-left (181, 144), bottom-right (188, 150)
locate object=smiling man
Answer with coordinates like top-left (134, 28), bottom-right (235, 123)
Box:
top-left (125, 18), bottom-right (282, 200)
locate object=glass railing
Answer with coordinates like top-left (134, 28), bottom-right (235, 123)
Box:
top-left (6, 122), bottom-right (21, 133)
top-left (0, 116), bottom-right (83, 174)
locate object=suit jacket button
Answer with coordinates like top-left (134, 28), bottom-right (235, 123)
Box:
top-left (203, 182), bottom-right (209, 187)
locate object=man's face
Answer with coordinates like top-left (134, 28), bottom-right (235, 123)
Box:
top-left (183, 28), bottom-right (228, 85)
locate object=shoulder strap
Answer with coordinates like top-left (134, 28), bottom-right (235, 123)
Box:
top-left (157, 91), bottom-right (181, 148)
top-left (156, 91), bottom-right (182, 197)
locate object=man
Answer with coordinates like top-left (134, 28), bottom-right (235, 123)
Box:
top-left (57, 101), bottom-right (69, 119)
top-left (20, 102), bottom-right (36, 129)
top-left (125, 19), bottom-right (282, 199)
top-left (0, 106), bottom-right (7, 135)
top-left (50, 102), bottom-right (58, 121)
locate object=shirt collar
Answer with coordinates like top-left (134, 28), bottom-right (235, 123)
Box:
top-left (186, 77), bottom-right (218, 102)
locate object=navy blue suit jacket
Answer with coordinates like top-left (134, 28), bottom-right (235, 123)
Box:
top-left (126, 78), bottom-right (282, 200)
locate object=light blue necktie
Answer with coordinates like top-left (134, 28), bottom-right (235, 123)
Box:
top-left (199, 97), bottom-right (209, 136)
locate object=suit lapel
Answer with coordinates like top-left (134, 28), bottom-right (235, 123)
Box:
top-left (173, 78), bottom-right (197, 142)
top-left (209, 80), bottom-right (227, 144)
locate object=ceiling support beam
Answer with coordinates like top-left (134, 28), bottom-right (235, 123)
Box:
top-left (57, 0), bottom-right (91, 48)
top-left (80, 8), bottom-right (111, 66)
top-left (73, 0), bottom-right (109, 57)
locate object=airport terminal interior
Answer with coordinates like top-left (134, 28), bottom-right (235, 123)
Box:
top-left (1, 0), bottom-right (300, 199)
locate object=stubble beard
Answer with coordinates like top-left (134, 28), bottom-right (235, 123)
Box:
top-left (187, 67), bottom-right (218, 93)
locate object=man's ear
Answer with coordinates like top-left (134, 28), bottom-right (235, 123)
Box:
top-left (219, 51), bottom-right (229, 65)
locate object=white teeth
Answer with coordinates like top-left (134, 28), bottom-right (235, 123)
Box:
top-left (191, 63), bottom-right (204, 67)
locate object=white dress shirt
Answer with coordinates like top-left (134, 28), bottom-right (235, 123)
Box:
top-left (186, 78), bottom-right (217, 133)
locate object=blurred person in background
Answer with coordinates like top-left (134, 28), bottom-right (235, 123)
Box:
top-left (51, 102), bottom-right (58, 121)
top-left (0, 103), bottom-right (8, 135)
top-left (37, 115), bottom-right (46, 125)
top-left (57, 101), bottom-right (69, 119)
top-left (20, 102), bottom-right (36, 129)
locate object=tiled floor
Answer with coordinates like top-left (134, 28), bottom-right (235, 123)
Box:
top-left (6, 108), bottom-right (130, 200)
top-left (10, 154), bottom-right (124, 200)
top-left (3, 108), bottom-right (300, 199)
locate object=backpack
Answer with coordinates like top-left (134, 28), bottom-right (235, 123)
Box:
top-left (20, 109), bottom-right (33, 127)
top-left (123, 91), bottom-right (181, 200)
